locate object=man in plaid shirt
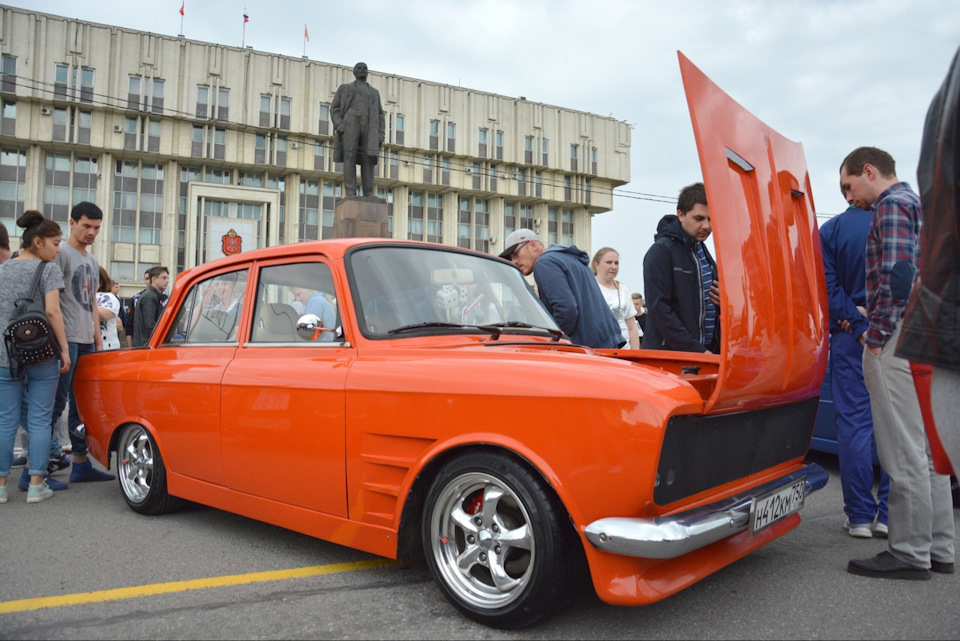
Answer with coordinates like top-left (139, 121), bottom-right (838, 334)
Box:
top-left (840, 146), bottom-right (955, 580)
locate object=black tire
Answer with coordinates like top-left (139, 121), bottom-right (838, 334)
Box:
top-left (421, 451), bottom-right (582, 629)
top-left (116, 424), bottom-right (183, 515)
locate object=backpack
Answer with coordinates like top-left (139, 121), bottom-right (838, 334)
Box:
top-left (3, 261), bottom-right (59, 378)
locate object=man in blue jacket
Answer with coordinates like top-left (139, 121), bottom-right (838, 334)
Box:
top-left (820, 201), bottom-right (890, 538)
top-left (499, 229), bottom-right (621, 349)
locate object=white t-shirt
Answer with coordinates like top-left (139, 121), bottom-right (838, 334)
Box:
top-left (96, 291), bottom-right (122, 350)
top-left (598, 281), bottom-right (636, 344)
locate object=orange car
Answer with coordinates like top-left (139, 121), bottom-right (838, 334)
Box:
top-left (74, 53), bottom-right (829, 629)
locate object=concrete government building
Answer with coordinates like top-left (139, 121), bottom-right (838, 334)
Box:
top-left (0, 5), bottom-right (630, 295)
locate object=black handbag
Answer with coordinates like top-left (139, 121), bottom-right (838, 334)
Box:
top-left (3, 261), bottom-right (59, 378)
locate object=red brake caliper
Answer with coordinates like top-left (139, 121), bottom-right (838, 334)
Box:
top-left (440, 490), bottom-right (483, 545)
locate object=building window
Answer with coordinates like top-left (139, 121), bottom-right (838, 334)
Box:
top-left (274, 135), bottom-right (286, 165)
top-left (472, 161), bottom-right (481, 190)
top-left (152, 79), bottom-right (165, 114)
top-left (192, 125), bottom-right (204, 157)
top-left (457, 197), bottom-right (489, 252)
top-left (279, 97), bottom-right (291, 130)
top-left (54, 63), bottom-right (94, 102)
top-left (525, 136), bottom-right (534, 164)
top-left (147, 119), bottom-right (161, 152)
top-left (478, 128), bottom-right (488, 158)
top-left (496, 130), bottom-right (503, 160)
top-left (321, 181), bottom-right (338, 238)
top-left (255, 134), bottom-right (266, 164)
top-left (217, 88), bottom-right (230, 121)
top-left (564, 175), bottom-right (572, 201)
top-left (1, 55), bottom-right (15, 94)
top-left (314, 137), bottom-right (325, 171)
top-left (127, 76), bottom-right (141, 110)
top-left (561, 208), bottom-right (574, 245)
top-left (407, 191), bottom-right (423, 241)
top-left (196, 85), bottom-right (209, 119)
top-left (123, 116), bottom-right (138, 150)
top-left (1, 100), bottom-right (15, 136)
top-left (0, 147), bottom-right (27, 232)
top-left (570, 144), bottom-right (579, 172)
top-left (113, 160), bottom-right (163, 245)
top-left (394, 113), bottom-right (405, 145)
top-left (591, 146), bottom-right (598, 174)
top-left (447, 122), bottom-right (456, 153)
top-left (423, 154), bottom-right (433, 183)
top-left (517, 168), bottom-right (527, 197)
top-left (44, 153), bottom-right (98, 233)
top-left (377, 186), bottom-right (394, 235)
top-left (489, 164), bottom-right (498, 192)
top-left (261, 95), bottom-right (291, 129)
top-left (585, 178), bottom-right (592, 205)
top-left (535, 171), bottom-right (543, 198)
top-left (519, 203), bottom-right (534, 230)
top-left (426, 193), bottom-right (443, 243)
top-left (178, 167), bottom-right (202, 272)
top-left (504, 202), bottom-right (517, 238)
top-left (299, 179), bottom-right (320, 241)
top-left (547, 206), bottom-right (558, 245)
top-left (191, 125), bottom-right (225, 159)
top-left (389, 150), bottom-right (399, 180)
top-left (542, 138), bottom-right (549, 166)
top-left (503, 202), bottom-right (531, 239)
top-left (259, 95), bottom-right (271, 127)
top-left (429, 120), bottom-right (439, 151)
top-left (318, 102), bottom-right (330, 136)
top-left (213, 128), bottom-right (226, 160)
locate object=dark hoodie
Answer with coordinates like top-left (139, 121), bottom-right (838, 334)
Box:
top-left (642, 215), bottom-right (719, 353)
top-left (532, 244), bottom-right (622, 348)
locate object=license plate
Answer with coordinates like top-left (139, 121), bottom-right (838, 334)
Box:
top-left (750, 478), bottom-right (805, 534)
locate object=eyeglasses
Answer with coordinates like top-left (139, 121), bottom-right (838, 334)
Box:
top-left (509, 241), bottom-right (530, 261)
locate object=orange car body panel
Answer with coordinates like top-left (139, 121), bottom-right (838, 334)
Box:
top-left (74, 53), bottom-right (828, 606)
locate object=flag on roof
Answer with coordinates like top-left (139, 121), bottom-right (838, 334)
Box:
top-left (243, 11), bottom-right (249, 23)
top-left (304, 24), bottom-right (310, 42)
top-left (179, 2), bottom-right (184, 16)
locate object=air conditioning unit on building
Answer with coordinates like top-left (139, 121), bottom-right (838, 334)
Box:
top-left (113, 124), bottom-right (122, 133)
top-left (290, 141), bottom-right (300, 149)
top-left (534, 218), bottom-right (542, 226)
top-left (40, 106), bottom-right (51, 116)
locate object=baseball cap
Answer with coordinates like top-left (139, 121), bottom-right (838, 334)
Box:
top-left (498, 228), bottom-right (539, 259)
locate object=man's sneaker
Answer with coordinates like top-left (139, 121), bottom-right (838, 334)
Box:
top-left (47, 453), bottom-right (72, 475)
top-left (70, 460), bottom-right (115, 483)
top-left (45, 476), bottom-right (68, 491)
top-left (26, 481), bottom-right (54, 504)
top-left (844, 518), bottom-right (873, 538)
top-left (931, 559), bottom-right (955, 574)
top-left (848, 551), bottom-right (930, 580)
top-left (0, 485), bottom-right (7, 503)
top-left (873, 521), bottom-right (888, 537)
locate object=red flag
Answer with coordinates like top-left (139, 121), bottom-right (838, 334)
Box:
top-left (304, 25), bottom-right (310, 42)
top-left (179, 1), bottom-right (184, 16)
top-left (243, 12), bottom-right (249, 23)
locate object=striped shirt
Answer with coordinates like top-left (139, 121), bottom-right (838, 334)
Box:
top-left (696, 242), bottom-right (716, 346)
top-left (865, 182), bottom-right (922, 347)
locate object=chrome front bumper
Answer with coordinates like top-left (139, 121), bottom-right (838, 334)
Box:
top-left (584, 463), bottom-right (828, 559)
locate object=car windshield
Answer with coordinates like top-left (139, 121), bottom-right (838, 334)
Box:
top-left (348, 245), bottom-right (559, 338)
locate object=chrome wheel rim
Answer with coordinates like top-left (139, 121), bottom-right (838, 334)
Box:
top-left (429, 472), bottom-right (535, 610)
top-left (118, 426), bottom-right (154, 504)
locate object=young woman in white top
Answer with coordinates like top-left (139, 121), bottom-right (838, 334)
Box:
top-left (591, 247), bottom-right (640, 349)
top-left (95, 267), bottom-right (122, 350)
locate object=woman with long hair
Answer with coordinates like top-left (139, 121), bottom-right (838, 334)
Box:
top-left (96, 266), bottom-right (122, 350)
top-left (591, 247), bottom-right (640, 349)
top-left (0, 211), bottom-right (70, 504)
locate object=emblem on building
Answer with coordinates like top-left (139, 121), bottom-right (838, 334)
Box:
top-left (221, 229), bottom-right (242, 256)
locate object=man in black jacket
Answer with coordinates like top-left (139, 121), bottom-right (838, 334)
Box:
top-left (132, 266), bottom-right (169, 347)
top-left (642, 182), bottom-right (720, 353)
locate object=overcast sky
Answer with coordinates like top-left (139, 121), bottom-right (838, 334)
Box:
top-left (9, 0), bottom-right (960, 290)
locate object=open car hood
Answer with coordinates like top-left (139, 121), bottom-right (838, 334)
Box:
top-left (679, 52), bottom-right (829, 413)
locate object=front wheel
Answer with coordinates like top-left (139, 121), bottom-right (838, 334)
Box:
top-left (421, 451), bottom-right (582, 629)
top-left (116, 424), bottom-right (182, 515)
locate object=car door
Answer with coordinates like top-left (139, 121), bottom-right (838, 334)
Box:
top-left (138, 268), bottom-right (250, 485)
top-left (220, 258), bottom-right (352, 517)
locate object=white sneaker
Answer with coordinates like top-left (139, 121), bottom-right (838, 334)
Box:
top-left (844, 518), bottom-right (873, 538)
top-left (873, 520), bottom-right (888, 537)
top-left (26, 481), bottom-right (54, 504)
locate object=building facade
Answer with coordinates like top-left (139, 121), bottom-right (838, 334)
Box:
top-left (0, 6), bottom-right (630, 294)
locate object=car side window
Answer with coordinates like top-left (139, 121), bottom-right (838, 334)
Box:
top-left (163, 270), bottom-right (249, 345)
top-left (251, 262), bottom-right (340, 343)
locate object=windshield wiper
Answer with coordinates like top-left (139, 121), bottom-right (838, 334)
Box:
top-left (388, 322), bottom-right (500, 337)
top-left (481, 322), bottom-right (564, 341)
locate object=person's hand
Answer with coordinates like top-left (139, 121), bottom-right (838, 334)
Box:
top-left (708, 280), bottom-right (720, 307)
top-left (858, 331), bottom-right (867, 346)
top-left (59, 350), bottom-right (71, 374)
top-left (840, 319), bottom-right (851, 332)
top-left (856, 305), bottom-right (868, 318)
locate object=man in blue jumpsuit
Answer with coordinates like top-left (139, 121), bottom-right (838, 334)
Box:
top-left (820, 200), bottom-right (890, 537)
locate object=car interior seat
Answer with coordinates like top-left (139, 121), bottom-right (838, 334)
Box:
top-left (254, 303), bottom-right (299, 342)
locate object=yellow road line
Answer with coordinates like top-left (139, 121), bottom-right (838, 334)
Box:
top-left (0, 558), bottom-right (396, 614)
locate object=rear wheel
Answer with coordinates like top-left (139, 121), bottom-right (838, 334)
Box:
top-left (422, 451), bottom-right (581, 629)
top-left (116, 424), bottom-right (182, 515)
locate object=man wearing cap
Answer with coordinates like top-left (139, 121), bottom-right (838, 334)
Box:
top-left (499, 229), bottom-right (622, 349)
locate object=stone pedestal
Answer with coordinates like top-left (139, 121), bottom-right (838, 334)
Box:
top-left (332, 196), bottom-right (390, 238)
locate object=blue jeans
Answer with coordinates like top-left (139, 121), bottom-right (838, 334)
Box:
top-left (0, 360), bottom-right (60, 478)
top-left (50, 342), bottom-right (95, 457)
top-left (831, 330), bottom-right (890, 524)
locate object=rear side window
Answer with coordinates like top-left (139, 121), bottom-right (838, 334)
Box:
top-left (251, 262), bottom-right (340, 343)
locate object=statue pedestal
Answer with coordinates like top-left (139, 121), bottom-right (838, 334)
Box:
top-left (332, 196), bottom-right (390, 238)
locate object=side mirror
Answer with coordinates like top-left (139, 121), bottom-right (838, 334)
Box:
top-left (296, 313), bottom-right (336, 341)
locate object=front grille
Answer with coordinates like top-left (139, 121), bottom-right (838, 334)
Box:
top-left (654, 397), bottom-right (819, 505)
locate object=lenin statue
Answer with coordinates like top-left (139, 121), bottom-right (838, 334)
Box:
top-left (331, 62), bottom-right (386, 198)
